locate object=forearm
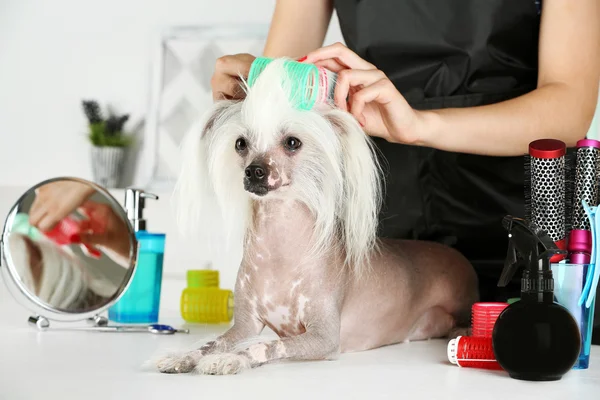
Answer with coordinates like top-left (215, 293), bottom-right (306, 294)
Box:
top-left (418, 82), bottom-right (600, 156)
top-left (263, 0), bottom-right (333, 58)
top-left (416, 0), bottom-right (600, 157)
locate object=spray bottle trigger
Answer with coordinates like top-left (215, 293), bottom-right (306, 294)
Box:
top-left (498, 239), bottom-right (519, 288)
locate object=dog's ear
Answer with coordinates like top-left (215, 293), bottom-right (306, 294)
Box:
top-left (171, 100), bottom-right (238, 237)
top-left (324, 110), bottom-right (383, 277)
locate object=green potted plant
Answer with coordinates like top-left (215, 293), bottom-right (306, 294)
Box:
top-left (82, 100), bottom-right (133, 188)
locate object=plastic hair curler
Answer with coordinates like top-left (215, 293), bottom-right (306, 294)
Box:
top-left (447, 336), bottom-right (502, 370)
top-left (247, 57), bottom-right (337, 111)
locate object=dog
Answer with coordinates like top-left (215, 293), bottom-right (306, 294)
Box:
top-left (156, 59), bottom-right (479, 375)
top-left (7, 233), bottom-right (118, 311)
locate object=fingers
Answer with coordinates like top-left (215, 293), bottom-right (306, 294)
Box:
top-left (30, 201), bottom-right (62, 232)
top-left (28, 200), bottom-right (47, 229)
top-left (334, 69), bottom-right (388, 111)
top-left (349, 79), bottom-right (399, 125)
top-left (312, 59), bottom-right (347, 74)
top-left (211, 54), bottom-right (255, 101)
top-left (304, 42), bottom-right (376, 71)
top-left (211, 75), bottom-right (246, 101)
top-left (80, 201), bottom-right (108, 234)
top-left (36, 213), bottom-right (60, 233)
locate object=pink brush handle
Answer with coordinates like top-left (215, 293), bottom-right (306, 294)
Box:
top-left (568, 229), bottom-right (592, 264)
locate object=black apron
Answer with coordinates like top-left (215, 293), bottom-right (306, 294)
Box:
top-left (334, 0), bottom-right (600, 341)
top-left (333, 0), bottom-right (537, 297)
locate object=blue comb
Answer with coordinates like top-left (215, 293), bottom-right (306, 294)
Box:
top-left (579, 201), bottom-right (598, 308)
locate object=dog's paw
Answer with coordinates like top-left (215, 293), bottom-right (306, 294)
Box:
top-left (195, 353), bottom-right (251, 375)
top-left (156, 351), bottom-right (201, 374)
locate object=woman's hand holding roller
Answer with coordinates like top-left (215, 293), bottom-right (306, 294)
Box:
top-left (29, 181), bottom-right (96, 232)
top-left (79, 201), bottom-right (131, 261)
top-left (210, 53), bottom-right (256, 101)
top-left (303, 43), bottom-right (425, 145)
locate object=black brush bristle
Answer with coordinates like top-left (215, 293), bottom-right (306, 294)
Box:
top-left (524, 154), bottom-right (532, 222)
top-left (564, 148), bottom-right (576, 234)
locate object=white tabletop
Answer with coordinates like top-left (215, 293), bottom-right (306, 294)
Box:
top-left (0, 277), bottom-right (598, 400)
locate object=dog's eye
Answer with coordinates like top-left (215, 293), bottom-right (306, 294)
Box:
top-left (235, 138), bottom-right (247, 152)
top-left (284, 137), bottom-right (302, 151)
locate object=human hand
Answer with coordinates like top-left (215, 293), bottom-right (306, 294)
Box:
top-left (303, 43), bottom-right (426, 145)
top-left (78, 201), bottom-right (131, 261)
top-left (211, 53), bottom-right (257, 101)
top-left (29, 181), bottom-right (96, 232)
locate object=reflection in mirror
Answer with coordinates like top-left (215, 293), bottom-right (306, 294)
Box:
top-left (3, 178), bottom-right (134, 313)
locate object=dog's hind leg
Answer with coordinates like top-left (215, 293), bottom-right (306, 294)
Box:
top-left (405, 306), bottom-right (458, 342)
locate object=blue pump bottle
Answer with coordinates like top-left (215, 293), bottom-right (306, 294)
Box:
top-left (108, 188), bottom-right (166, 323)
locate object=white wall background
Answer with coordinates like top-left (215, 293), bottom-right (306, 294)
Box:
top-left (0, 0), bottom-right (598, 292)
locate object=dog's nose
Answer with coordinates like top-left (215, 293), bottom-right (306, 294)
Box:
top-left (245, 164), bottom-right (266, 181)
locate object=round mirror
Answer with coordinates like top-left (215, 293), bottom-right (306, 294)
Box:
top-left (0, 177), bottom-right (137, 322)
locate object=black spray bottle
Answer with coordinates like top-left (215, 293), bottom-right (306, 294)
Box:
top-left (492, 216), bottom-right (581, 381)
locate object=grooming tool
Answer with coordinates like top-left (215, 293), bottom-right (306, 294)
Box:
top-left (247, 57), bottom-right (337, 111)
top-left (180, 286), bottom-right (234, 324)
top-left (447, 336), bottom-right (501, 370)
top-left (579, 201), bottom-right (599, 308)
top-left (567, 139), bottom-right (600, 264)
top-left (12, 212), bottom-right (102, 258)
top-left (44, 215), bottom-right (102, 259)
top-left (11, 213), bottom-right (44, 241)
top-left (525, 139), bottom-right (568, 262)
top-left (470, 302), bottom-right (508, 338)
top-left (44, 323), bottom-right (189, 335)
top-left (187, 269), bottom-right (219, 288)
top-left (180, 269), bottom-right (233, 323)
top-left (494, 216), bottom-right (581, 381)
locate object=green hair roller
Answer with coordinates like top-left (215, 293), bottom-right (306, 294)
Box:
top-left (247, 57), bottom-right (335, 111)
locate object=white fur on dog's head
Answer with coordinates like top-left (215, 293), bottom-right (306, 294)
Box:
top-left (173, 59), bottom-right (383, 277)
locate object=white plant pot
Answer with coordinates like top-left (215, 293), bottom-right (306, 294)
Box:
top-left (90, 146), bottom-right (127, 188)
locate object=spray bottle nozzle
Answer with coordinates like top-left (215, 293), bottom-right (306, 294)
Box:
top-left (498, 216), bottom-right (567, 288)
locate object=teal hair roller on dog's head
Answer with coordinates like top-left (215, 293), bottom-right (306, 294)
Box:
top-left (247, 57), bottom-right (337, 111)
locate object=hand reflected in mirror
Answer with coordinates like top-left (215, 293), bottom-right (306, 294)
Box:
top-left (78, 201), bottom-right (131, 266)
top-left (29, 181), bottom-right (96, 232)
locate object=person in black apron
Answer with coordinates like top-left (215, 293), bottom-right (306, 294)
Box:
top-left (315, 0), bottom-right (540, 302)
top-left (211, 0), bottom-right (600, 343)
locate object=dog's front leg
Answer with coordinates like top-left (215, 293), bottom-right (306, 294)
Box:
top-left (196, 308), bottom-right (341, 375)
top-left (156, 276), bottom-right (265, 374)
top-left (156, 322), bottom-right (262, 374)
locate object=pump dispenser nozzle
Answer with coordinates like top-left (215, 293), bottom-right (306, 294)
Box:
top-left (124, 188), bottom-right (158, 232)
top-left (492, 215), bottom-right (581, 381)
